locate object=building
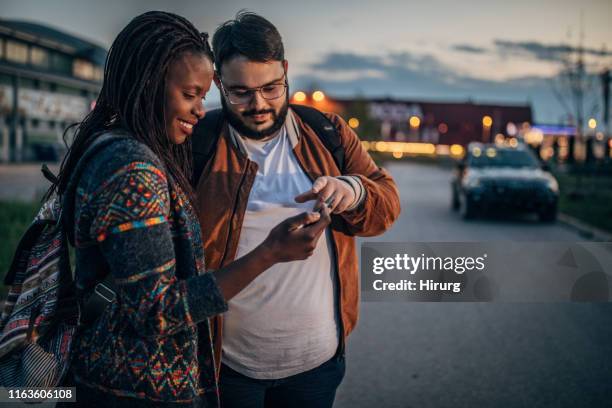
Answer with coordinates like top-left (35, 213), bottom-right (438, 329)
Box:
top-left (0, 19), bottom-right (106, 162)
top-left (291, 93), bottom-right (533, 146)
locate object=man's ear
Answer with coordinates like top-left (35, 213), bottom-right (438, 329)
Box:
top-left (213, 72), bottom-right (222, 90)
top-left (282, 60), bottom-right (289, 74)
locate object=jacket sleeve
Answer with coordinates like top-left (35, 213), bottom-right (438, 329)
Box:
top-left (325, 113), bottom-right (401, 237)
top-left (86, 159), bottom-right (227, 338)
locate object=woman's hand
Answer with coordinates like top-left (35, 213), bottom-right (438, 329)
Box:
top-left (261, 206), bottom-right (332, 263)
top-left (213, 207), bottom-right (331, 301)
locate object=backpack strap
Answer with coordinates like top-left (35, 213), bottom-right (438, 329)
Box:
top-left (290, 104), bottom-right (346, 173)
top-left (191, 109), bottom-right (224, 186)
top-left (191, 105), bottom-right (347, 184)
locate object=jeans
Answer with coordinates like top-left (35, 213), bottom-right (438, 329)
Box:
top-left (219, 353), bottom-right (346, 408)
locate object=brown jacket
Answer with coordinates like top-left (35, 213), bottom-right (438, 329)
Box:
top-left (194, 109), bottom-right (401, 374)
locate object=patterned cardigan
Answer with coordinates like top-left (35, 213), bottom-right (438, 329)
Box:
top-left (64, 134), bottom-right (227, 406)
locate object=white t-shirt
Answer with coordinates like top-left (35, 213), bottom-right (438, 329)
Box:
top-left (221, 126), bottom-right (339, 379)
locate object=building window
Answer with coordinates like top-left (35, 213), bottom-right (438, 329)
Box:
top-left (6, 40), bottom-right (28, 64)
top-left (0, 38), bottom-right (4, 59)
top-left (93, 66), bottom-right (103, 82)
top-left (73, 59), bottom-right (95, 80)
top-left (51, 52), bottom-right (71, 75)
top-left (30, 46), bottom-right (50, 68)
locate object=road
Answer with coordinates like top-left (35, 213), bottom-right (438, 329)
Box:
top-left (335, 161), bottom-right (612, 408)
top-left (1, 161), bottom-right (610, 407)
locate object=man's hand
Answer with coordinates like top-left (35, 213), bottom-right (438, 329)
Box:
top-left (294, 176), bottom-right (356, 214)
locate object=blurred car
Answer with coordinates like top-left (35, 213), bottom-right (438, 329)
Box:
top-left (451, 142), bottom-right (559, 222)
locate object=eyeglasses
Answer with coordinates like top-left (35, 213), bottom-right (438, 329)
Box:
top-left (219, 75), bottom-right (288, 105)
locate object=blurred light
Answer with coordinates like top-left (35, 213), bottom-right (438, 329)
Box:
top-left (482, 115), bottom-right (493, 128)
top-left (509, 137), bottom-right (518, 147)
top-left (438, 122), bottom-right (448, 134)
top-left (312, 91), bottom-right (325, 102)
top-left (486, 147), bottom-right (497, 158)
top-left (409, 116), bottom-right (421, 128)
top-left (361, 141), bottom-right (371, 150)
top-left (450, 144), bottom-right (464, 157)
top-left (588, 118), bottom-right (597, 129)
top-left (540, 147), bottom-right (554, 160)
top-left (472, 147), bottom-right (482, 157)
top-left (90, 100), bottom-right (96, 111)
top-left (436, 145), bottom-right (450, 155)
top-left (522, 121), bottom-right (531, 129)
top-left (494, 133), bottom-right (505, 145)
top-left (558, 136), bottom-right (568, 147)
top-left (375, 141), bottom-right (389, 152)
top-left (506, 122), bottom-right (517, 136)
top-left (399, 142), bottom-right (434, 154)
top-left (596, 132), bottom-right (604, 141)
top-left (392, 151), bottom-right (403, 159)
top-left (368, 141), bottom-right (439, 155)
top-left (348, 117), bottom-right (360, 129)
top-left (293, 91), bottom-right (306, 102)
top-left (525, 129), bottom-right (544, 145)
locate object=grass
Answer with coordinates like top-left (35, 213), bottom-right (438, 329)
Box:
top-left (555, 170), bottom-right (612, 233)
top-left (0, 200), bottom-right (40, 298)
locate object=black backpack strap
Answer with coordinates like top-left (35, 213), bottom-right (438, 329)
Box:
top-left (290, 104), bottom-right (345, 173)
top-left (191, 109), bottom-right (224, 186)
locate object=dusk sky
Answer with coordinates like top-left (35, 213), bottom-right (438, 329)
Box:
top-left (2, 0), bottom-right (611, 124)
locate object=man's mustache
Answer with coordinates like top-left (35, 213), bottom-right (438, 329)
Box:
top-left (242, 109), bottom-right (275, 117)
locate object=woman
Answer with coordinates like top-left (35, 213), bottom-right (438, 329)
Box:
top-left (54, 11), bottom-right (329, 407)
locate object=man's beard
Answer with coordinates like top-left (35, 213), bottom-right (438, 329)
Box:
top-left (221, 95), bottom-right (289, 141)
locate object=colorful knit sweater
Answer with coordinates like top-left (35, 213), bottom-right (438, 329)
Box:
top-left (66, 133), bottom-right (227, 406)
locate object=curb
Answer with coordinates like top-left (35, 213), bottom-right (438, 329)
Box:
top-left (558, 213), bottom-right (612, 241)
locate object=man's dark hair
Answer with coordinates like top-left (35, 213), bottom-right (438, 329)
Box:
top-left (52, 11), bottom-right (213, 205)
top-left (212, 11), bottom-right (284, 71)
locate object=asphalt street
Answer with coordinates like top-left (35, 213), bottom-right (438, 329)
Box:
top-left (335, 161), bottom-right (612, 408)
top-left (1, 161), bottom-right (611, 407)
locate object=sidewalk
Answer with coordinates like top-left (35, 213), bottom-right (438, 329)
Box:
top-left (558, 212), bottom-right (612, 241)
top-left (0, 163), bottom-right (59, 202)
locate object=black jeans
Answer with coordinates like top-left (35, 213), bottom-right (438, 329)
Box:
top-left (219, 354), bottom-right (346, 408)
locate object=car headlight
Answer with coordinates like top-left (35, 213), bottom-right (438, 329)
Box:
top-left (465, 178), bottom-right (482, 189)
top-left (545, 178), bottom-right (559, 193)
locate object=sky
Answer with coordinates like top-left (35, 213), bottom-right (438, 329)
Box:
top-left (2, 0), bottom-right (611, 124)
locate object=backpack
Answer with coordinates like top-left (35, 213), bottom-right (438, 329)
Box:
top-left (0, 133), bottom-right (124, 388)
top-left (192, 104), bottom-right (346, 185)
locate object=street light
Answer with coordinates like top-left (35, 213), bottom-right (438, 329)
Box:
top-left (312, 91), bottom-right (325, 102)
top-left (588, 118), bottom-right (597, 129)
top-left (409, 116), bottom-right (421, 128)
top-left (293, 91), bottom-right (306, 102)
top-left (482, 115), bottom-right (493, 128)
top-left (348, 118), bottom-right (360, 129)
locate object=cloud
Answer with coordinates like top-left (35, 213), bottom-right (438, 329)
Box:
top-left (452, 44), bottom-right (488, 54)
top-left (310, 52), bottom-right (385, 72)
top-left (296, 49), bottom-right (579, 123)
top-left (494, 40), bottom-right (612, 62)
top-left (308, 50), bottom-right (463, 89)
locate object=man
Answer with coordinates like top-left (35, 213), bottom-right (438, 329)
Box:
top-left (192, 11), bottom-right (400, 408)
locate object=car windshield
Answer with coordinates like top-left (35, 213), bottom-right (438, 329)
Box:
top-left (468, 148), bottom-right (540, 168)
